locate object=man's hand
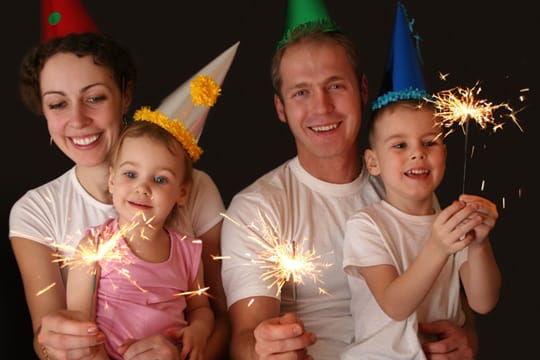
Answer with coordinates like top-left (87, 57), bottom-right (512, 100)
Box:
top-left (420, 320), bottom-right (477, 360)
top-left (253, 312), bottom-right (316, 360)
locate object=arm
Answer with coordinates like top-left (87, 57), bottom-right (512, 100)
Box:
top-left (358, 200), bottom-right (480, 321)
top-left (66, 236), bottom-right (109, 360)
top-left (459, 194), bottom-right (501, 314)
top-left (199, 221), bottom-right (231, 360)
top-left (10, 236), bottom-right (103, 360)
top-left (229, 297), bottom-right (314, 360)
top-left (177, 262), bottom-right (215, 360)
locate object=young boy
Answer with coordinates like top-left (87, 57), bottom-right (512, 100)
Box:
top-left (341, 3), bottom-right (501, 359)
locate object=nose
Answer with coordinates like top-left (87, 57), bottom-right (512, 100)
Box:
top-left (313, 89), bottom-right (334, 114)
top-left (410, 148), bottom-right (426, 160)
top-left (69, 103), bottom-right (92, 129)
top-left (136, 182), bottom-right (151, 196)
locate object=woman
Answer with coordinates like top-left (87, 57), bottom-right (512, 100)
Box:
top-left (10, 32), bottom-right (229, 360)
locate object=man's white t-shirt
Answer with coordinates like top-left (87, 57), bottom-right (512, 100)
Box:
top-left (221, 156), bottom-right (385, 359)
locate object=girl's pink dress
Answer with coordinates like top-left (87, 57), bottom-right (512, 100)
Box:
top-left (89, 218), bottom-right (202, 359)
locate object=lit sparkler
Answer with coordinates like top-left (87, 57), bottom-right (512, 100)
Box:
top-left (174, 285), bottom-right (211, 299)
top-left (222, 209), bottom-right (331, 300)
top-left (427, 81), bottom-right (524, 193)
top-left (51, 215), bottom-right (145, 294)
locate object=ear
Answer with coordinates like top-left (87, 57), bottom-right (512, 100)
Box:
top-left (108, 167), bottom-right (115, 194)
top-left (176, 182), bottom-right (191, 207)
top-left (274, 94), bottom-right (287, 124)
top-left (364, 148), bottom-right (381, 176)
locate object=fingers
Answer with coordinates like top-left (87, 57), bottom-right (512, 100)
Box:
top-left (438, 201), bottom-right (482, 237)
top-left (254, 313), bottom-right (317, 358)
top-left (459, 194), bottom-right (498, 220)
top-left (120, 335), bottom-right (179, 360)
top-left (420, 320), bottom-right (475, 360)
top-left (39, 310), bottom-right (104, 360)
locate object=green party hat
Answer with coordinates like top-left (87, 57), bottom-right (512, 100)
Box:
top-left (277, 0), bottom-right (341, 49)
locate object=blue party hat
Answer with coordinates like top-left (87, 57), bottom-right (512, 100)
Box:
top-left (371, 2), bottom-right (430, 111)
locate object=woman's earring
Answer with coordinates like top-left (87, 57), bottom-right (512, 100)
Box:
top-left (49, 137), bottom-right (53, 146)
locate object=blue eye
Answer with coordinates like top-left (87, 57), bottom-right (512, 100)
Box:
top-left (155, 176), bottom-right (167, 184)
top-left (124, 171), bottom-right (136, 179)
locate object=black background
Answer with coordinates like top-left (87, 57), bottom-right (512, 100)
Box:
top-left (2, 1), bottom-right (537, 358)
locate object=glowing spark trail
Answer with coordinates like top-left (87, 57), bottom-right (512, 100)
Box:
top-left (222, 210), bottom-right (331, 298)
top-left (427, 81), bottom-right (524, 193)
top-left (36, 212), bottom-right (210, 299)
top-left (428, 81), bottom-right (523, 135)
top-left (52, 220), bottom-right (139, 275)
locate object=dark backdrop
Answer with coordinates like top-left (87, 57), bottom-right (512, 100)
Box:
top-left (2, 1), bottom-right (537, 358)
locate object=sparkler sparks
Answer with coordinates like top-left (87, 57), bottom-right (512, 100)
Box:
top-left (428, 81), bottom-right (523, 136)
top-left (52, 217), bottom-right (140, 275)
top-left (426, 80), bottom-right (525, 193)
top-left (222, 209), bottom-right (331, 298)
top-left (44, 212), bottom-right (210, 298)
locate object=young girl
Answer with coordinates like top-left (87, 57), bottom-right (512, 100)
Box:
top-left (67, 116), bottom-right (214, 360)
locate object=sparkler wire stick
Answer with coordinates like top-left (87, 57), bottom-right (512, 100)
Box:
top-left (291, 240), bottom-right (297, 303)
top-left (462, 119), bottom-right (470, 194)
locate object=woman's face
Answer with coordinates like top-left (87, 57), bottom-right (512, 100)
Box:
top-left (40, 52), bottom-right (129, 167)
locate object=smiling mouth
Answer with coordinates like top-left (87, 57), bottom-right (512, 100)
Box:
top-left (71, 134), bottom-right (100, 146)
top-left (405, 169), bottom-right (429, 176)
top-left (310, 123), bottom-right (339, 132)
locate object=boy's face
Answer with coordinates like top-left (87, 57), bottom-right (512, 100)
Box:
top-left (365, 103), bottom-right (447, 209)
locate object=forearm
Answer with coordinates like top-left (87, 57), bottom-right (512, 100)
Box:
top-left (204, 311), bottom-right (231, 360)
top-left (460, 294), bottom-right (479, 357)
top-left (375, 243), bottom-right (448, 320)
top-left (188, 307), bottom-right (215, 342)
top-left (230, 329), bottom-right (257, 360)
top-left (462, 241), bottom-right (501, 314)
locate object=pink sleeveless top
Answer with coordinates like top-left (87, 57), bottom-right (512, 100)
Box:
top-left (90, 219), bottom-right (202, 359)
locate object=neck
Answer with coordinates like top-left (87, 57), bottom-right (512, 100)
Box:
top-left (75, 163), bottom-right (112, 204)
top-left (298, 153), bottom-right (363, 184)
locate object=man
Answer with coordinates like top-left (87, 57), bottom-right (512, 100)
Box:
top-left (221, 1), bottom-right (478, 359)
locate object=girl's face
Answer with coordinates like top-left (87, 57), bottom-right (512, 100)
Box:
top-left (40, 52), bottom-right (129, 167)
top-left (108, 135), bottom-right (189, 229)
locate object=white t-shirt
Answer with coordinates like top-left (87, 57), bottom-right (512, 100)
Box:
top-left (221, 156), bottom-right (385, 360)
top-left (341, 200), bottom-right (467, 360)
top-left (9, 166), bottom-right (224, 283)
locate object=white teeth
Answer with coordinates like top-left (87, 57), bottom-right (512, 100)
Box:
top-left (406, 169), bottom-right (429, 175)
top-left (311, 123), bottom-right (338, 132)
top-left (72, 134), bottom-right (99, 146)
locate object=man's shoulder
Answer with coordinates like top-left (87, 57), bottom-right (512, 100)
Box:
top-left (231, 159), bottom-right (293, 200)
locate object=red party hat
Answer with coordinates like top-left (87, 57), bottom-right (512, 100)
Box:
top-left (41, 0), bottom-right (99, 42)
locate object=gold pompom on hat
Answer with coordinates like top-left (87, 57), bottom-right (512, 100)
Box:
top-left (134, 41), bottom-right (240, 162)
